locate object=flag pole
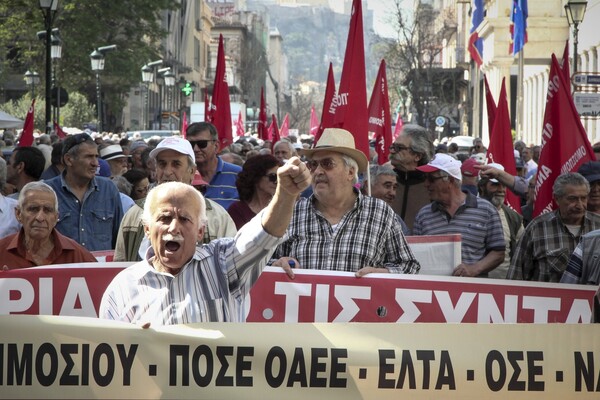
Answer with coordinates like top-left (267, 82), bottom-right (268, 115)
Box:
top-left (472, 66), bottom-right (481, 140)
top-left (516, 49), bottom-right (524, 140)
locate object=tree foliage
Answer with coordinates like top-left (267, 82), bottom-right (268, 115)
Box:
top-left (0, 0), bottom-right (179, 130)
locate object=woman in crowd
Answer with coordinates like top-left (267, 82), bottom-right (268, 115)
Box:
top-left (227, 154), bottom-right (282, 229)
top-left (122, 169), bottom-right (150, 203)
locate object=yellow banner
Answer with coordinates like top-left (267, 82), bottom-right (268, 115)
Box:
top-left (1, 315), bottom-right (600, 399)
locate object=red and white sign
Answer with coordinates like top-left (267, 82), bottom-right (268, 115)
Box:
top-left (0, 264), bottom-right (594, 324)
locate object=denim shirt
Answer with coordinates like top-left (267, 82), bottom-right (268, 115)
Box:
top-left (46, 174), bottom-right (123, 251)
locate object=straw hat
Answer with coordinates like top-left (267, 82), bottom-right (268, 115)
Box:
top-left (300, 128), bottom-right (368, 172)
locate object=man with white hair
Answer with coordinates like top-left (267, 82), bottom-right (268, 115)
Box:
top-left (271, 128), bottom-right (419, 276)
top-left (100, 157), bottom-right (311, 325)
top-left (273, 140), bottom-right (297, 163)
top-left (413, 153), bottom-right (505, 277)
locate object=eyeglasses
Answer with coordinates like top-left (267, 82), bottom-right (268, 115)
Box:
top-left (265, 173), bottom-right (278, 183)
top-left (188, 139), bottom-right (216, 149)
top-left (306, 158), bottom-right (337, 173)
top-left (389, 143), bottom-right (411, 153)
top-left (63, 133), bottom-right (92, 155)
top-left (425, 174), bottom-right (446, 183)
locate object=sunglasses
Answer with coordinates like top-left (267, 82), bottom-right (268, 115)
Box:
top-left (63, 133), bottom-right (92, 155)
top-left (389, 143), bottom-right (411, 153)
top-left (265, 173), bottom-right (278, 183)
top-left (425, 174), bottom-right (446, 183)
top-left (306, 158), bottom-right (337, 173)
top-left (188, 139), bottom-right (216, 149)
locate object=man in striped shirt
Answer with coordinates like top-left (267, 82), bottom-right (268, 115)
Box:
top-left (100, 158), bottom-right (311, 325)
top-left (413, 154), bottom-right (505, 277)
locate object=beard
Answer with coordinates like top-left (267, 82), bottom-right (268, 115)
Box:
top-left (490, 194), bottom-right (505, 208)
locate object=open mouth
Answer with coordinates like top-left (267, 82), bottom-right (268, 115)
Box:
top-left (165, 241), bottom-right (181, 252)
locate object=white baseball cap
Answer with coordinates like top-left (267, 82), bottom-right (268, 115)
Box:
top-left (486, 162), bottom-right (505, 183)
top-left (416, 153), bottom-right (462, 181)
top-left (149, 137), bottom-right (195, 163)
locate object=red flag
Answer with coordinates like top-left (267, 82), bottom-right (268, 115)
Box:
top-left (485, 78), bottom-right (521, 213)
top-left (309, 105), bottom-right (320, 137)
top-left (181, 111), bottom-right (188, 138)
top-left (268, 114), bottom-right (280, 146)
top-left (235, 110), bottom-right (244, 137)
top-left (53, 121), bottom-right (66, 139)
top-left (331, 0), bottom-right (369, 160)
top-left (483, 74), bottom-right (497, 140)
top-left (533, 54), bottom-right (596, 218)
top-left (560, 40), bottom-right (570, 86)
top-left (393, 113), bottom-right (404, 140)
top-left (211, 34), bottom-right (233, 148)
top-left (279, 113), bottom-right (290, 138)
top-left (257, 87), bottom-right (268, 141)
top-left (18, 99), bottom-right (35, 147)
top-left (368, 60), bottom-right (392, 165)
top-left (204, 91), bottom-right (211, 122)
top-left (315, 63), bottom-right (336, 145)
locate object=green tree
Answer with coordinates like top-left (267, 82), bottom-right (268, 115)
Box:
top-left (0, 0), bottom-right (179, 130)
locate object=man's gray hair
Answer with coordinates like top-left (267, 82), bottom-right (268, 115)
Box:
top-left (18, 181), bottom-right (59, 211)
top-left (341, 154), bottom-right (359, 185)
top-left (553, 172), bottom-right (590, 198)
top-left (274, 140), bottom-right (296, 155)
top-left (142, 181), bottom-right (207, 228)
top-left (401, 124), bottom-right (434, 166)
top-left (362, 164), bottom-right (395, 191)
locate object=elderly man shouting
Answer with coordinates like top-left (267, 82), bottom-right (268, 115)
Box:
top-left (270, 128), bottom-right (419, 276)
top-left (100, 157), bottom-right (311, 325)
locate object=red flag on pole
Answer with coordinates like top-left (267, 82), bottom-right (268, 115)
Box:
top-left (560, 40), bottom-right (570, 86)
top-left (485, 78), bottom-right (521, 213)
top-left (309, 105), bottom-right (320, 137)
top-left (483, 74), bottom-right (497, 140)
top-left (368, 60), bottom-right (392, 165)
top-left (393, 113), bottom-right (404, 140)
top-left (235, 110), bottom-right (244, 137)
top-left (279, 113), bottom-right (290, 138)
top-left (53, 121), bottom-right (66, 139)
top-left (18, 99), bottom-right (35, 147)
top-left (533, 54), bottom-right (596, 218)
top-left (204, 91), bottom-right (211, 122)
top-left (332, 0), bottom-right (369, 160)
top-left (211, 34), bottom-right (233, 148)
top-left (315, 63), bottom-right (336, 145)
top-left (268, 114), bottom-right (280, 152)
top-left (181, 111), bottom-right (188, 138)
top-left (257, 87), bottom-right (268, 141)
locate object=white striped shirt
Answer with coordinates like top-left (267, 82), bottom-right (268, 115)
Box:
top-left (99, 213), bottom-right (280, 324)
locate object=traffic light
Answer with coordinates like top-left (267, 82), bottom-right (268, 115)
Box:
top-left (181, 82), bottom-right (193, 96)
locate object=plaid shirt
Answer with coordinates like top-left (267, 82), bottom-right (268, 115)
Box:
top-left (271, 191), bottom-right (420, 273)
top-left (508, 210), bottom-right (600, 282)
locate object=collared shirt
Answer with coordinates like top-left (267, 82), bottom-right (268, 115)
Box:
top-left (413, 192), bottom-right (506, 268)
top-left (204, 156), bottom-right (241, 210)
top-left (99, 213), bottom-right (280, 324)
top-left (560, 229), bottom-right (600, 285)
top-left (46, 173), bottom-right (123, 251)
top-left (508, 210), bottom-right (600, 282)
top-left (0, 228), bottom-right (97, 269)
top-left (271, 191), bottom-right (420, 274)
top-left (0, 195), bottom-right (20, 240)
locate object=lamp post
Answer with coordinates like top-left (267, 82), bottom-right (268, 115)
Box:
top-left (39, 0), bottom-right (59, 134)
top-left (90, 45), bottom-right (117, 133)
top-left (565, 0), bottom-right (588, 75)
top-left (141, 60), bottom-right (163, 130)
top-left (24, 70), bottom-right (41, 98)
top-left (163, 70), bottom-right (176, 129)
top-left (51, 34), bottom-right (62, 126)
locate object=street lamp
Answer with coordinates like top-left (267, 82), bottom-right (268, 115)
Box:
top-left (39, 0), bottom-right (59, 134)
top-left (90, 45), bottom-right (117, 133)
top-left (163, 70), bottom-right (176, 129)
top-left (565, 0), bottom-right (588, 75)
top-left (24, 70), bottom-right (41, 97)
top-left (141, 60), bottom-right (163, 130)
top-left (51, 34), bottom-right (62, 126)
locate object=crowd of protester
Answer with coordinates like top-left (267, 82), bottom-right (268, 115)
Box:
top-left (2, 123), bottom-right (600, 323)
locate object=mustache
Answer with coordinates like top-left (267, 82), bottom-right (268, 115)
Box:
top-left (162, 233), bottom-right (184, 242)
